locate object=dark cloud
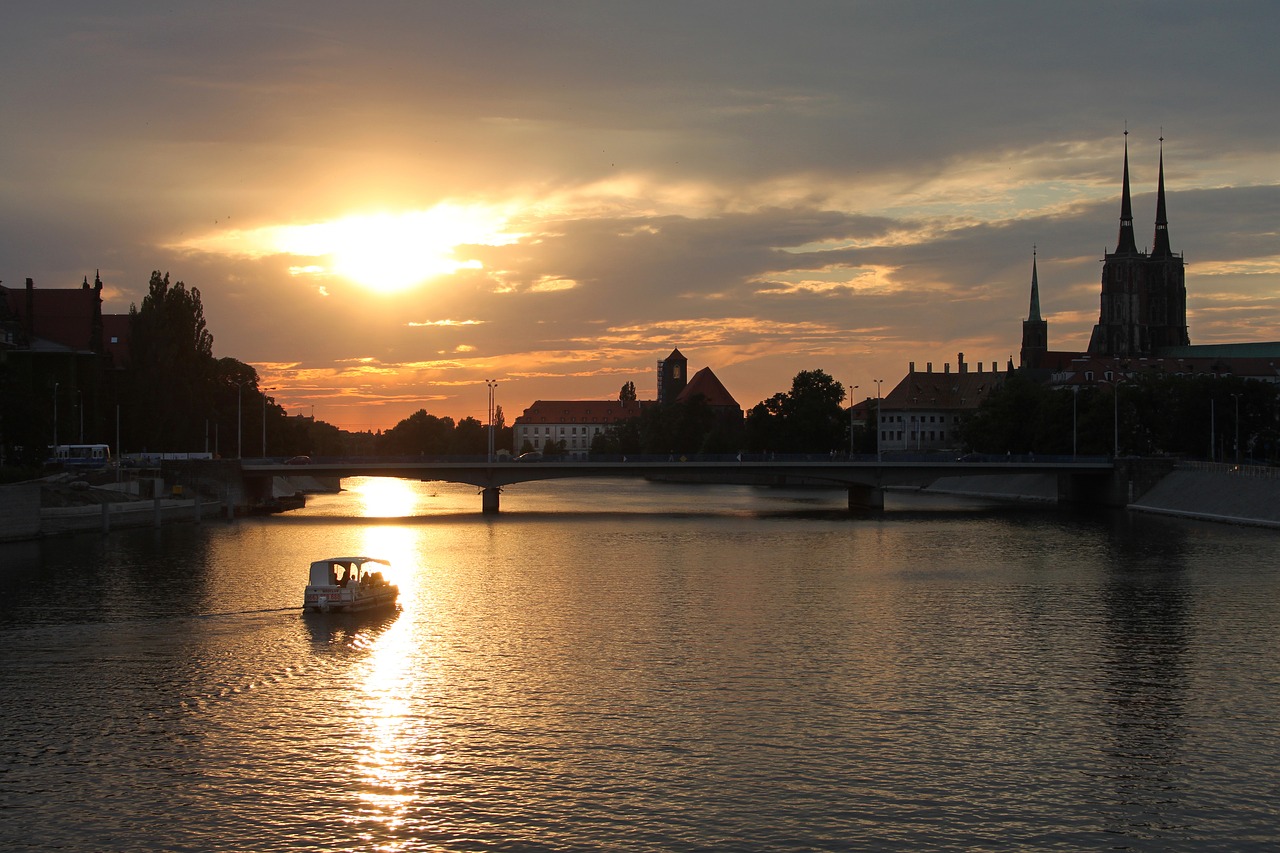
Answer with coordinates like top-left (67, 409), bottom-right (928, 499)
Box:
top-left (2, 1), bottom-right (1277, 424)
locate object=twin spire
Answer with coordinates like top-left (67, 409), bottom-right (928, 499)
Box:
top-left (1029, 131), bottom-right (1173, 324)
top-left (1115, 129), bottom-right (1171, 256)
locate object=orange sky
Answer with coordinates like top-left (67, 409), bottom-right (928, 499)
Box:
top-left (4, 3), bottom-right (1278, 430)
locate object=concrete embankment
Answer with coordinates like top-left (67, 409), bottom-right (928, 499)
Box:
top-left (40, 497), bottom-right (224, 534)
top-left (1128, 466), bottom-right (1280, 529)
top-left (924, 463), bottom-right (1280, 529)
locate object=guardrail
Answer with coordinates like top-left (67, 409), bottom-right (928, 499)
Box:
top-left (1177, 460), bottom-right (1280, 480)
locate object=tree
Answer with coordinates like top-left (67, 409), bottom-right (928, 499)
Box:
top-left (450, 416), bottom-right (486, 454)
top-left (619, 381), bottom-right (637, 404)
top-left (745, 370), bottom-right (847, 453)
top-left (124, 271), bottom-right (217, 451)
top-left (381, 410), bottom-right (455, 455)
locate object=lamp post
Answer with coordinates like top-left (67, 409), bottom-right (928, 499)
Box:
top-left (52, 382), bottom-right (59, 448)
top-left (1232, 393), bottom-right (1242, 464)
top-left (486, 379), bottom-right (498, 462)
top-left (1113, 382), bottom-right (1119, 458)
top-left (873, 378), bottom-right (884, 461)
top-left (1072, 385), bottom-right (1078, 459)
top-left (77, 389), bottom-right (84, 443)
top-left (262, 388), bottom-right (274, 459)
top-left (236, 382), bottom-right (244, 459)
top-left (1210, 398), bottom-right (1216, 461)
top-left (848, 383), bottom-right (859, 457)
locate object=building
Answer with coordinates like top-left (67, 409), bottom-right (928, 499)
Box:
top-left (656, 348), bottom-right (687, 404)
top-left (512, 399), bottom-right (645, 458)
top-left (878, 355), bottom-right (1006, 453)
top-left (1088, 135), bottom-right (1189, 357)
top-left (512, 350), bottom-right (743, 458)
top-left (0, 274), bottom-right (128, 460)
top-left (675, 366), bottom-right (743, 422)
top-left (1020, 134), bottom-right (1280, 383)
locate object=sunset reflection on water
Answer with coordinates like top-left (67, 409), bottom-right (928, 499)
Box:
top-left (8, 480), bottom-right (1278, 850)
top-left (342, 524), bottom-right (428, 846)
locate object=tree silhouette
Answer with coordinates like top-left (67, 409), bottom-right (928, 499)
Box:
top-left (124, 272), bottom-right (217, 451)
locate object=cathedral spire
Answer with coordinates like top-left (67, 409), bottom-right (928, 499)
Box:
top-left (1114, 129), bottom-right (1139, 254)
top-left (1028, 246), bottom-right (1042, 322)
top-left (1151, 134), bottom-right (1172, 257)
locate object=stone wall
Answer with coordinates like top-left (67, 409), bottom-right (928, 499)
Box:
top-left (0, 483), bottom-right (41, 542)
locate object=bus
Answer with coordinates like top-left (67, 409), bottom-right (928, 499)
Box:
top-left (50, 444), bottom-right (113, 469)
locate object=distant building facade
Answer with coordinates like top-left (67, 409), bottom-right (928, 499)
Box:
top-left (512, 348), bottom-right (743, 458)
top-left (878, 355), bottom-right (1006, 452)
top-left (0, 274), bottom-right (128, 460)
top-left (512, 399), bottom-right (645, 458)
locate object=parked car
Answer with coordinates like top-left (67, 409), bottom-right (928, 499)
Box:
top-left (517, 451), bottom-right (544, 462)
top-left (285, 455), bottom-right (311, 465)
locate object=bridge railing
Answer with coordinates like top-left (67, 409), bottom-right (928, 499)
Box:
top-left (244, 451), bottom-right (1110, 466)
top-left (1177, 460), bottom-right (1280, 480)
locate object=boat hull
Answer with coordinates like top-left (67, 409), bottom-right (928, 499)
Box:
top-left (302, 584), bottom-right (399, 614)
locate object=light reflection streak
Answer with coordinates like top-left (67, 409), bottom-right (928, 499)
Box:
top-left (342, 522), bottom-right (431, 845)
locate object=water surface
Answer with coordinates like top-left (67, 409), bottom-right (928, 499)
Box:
top-left (2, 479), bottom-right (1278, 850)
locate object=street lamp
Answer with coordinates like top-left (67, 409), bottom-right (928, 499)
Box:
top-left (485, 379), bottom-right (498, 462)
top-left (77, 389), bottom-right (84, 443)
top-left (262, 388), bottom-right (275, 459)
top-left (848, 383), bottom-right (859, 456)
top-left (1232, 392), bottom-right (1242, 464)
top-left (236, 381), bottom-right (245, 459)
top-left (1072, 385), bottom-right (1078, 459)
top-left (873, 378), bottom-right (884, 461)
top-left (52, 382), bottom-right (59, 448)
top-left (1113, 382), bottom-right (1119, 458)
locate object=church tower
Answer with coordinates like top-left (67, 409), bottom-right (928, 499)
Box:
top-left (656, 348), bottom-right (687, 404)
top-left (1088, 133), bottom-right (1189, 356)
top-left (1143, 138), bottom-right (1190, 350)
top-left (1019, 249), bottom-right (1048, 369)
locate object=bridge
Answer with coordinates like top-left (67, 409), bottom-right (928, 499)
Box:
top-left (216, 454), bottom-right (1139, 514)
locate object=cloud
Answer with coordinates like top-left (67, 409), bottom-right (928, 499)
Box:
top-left (3, 2), bottom-right (1278, 428)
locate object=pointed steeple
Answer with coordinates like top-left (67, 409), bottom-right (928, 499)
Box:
top-left (1114, 130), bottom-right (1139, 254)
top-left (1151, 135), bottom-right (1172, 257)
top-left (1019, 246), bottom-right (1049, 370)
top-left (1027, 247), bottom-right (1042, 322)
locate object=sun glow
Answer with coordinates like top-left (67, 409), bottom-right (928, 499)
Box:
top-left (181, 203), bottom-right (522, 294)
top-left (275, 205), bottom-right (521, 293)
top-left (351, 476), bottom-right (420, 518)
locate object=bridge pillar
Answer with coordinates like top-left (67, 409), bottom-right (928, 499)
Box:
top-left (847, 483), bottom-right (884, 512)
top-left (482, 487), bottom-right (501, 514)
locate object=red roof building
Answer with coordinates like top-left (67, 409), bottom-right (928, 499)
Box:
top-left (512, 399), bottom-right (646, 458)
top-left (0, 273), bottom-right (128, 365)
top-left (675, 366), bottom-right (743, 420)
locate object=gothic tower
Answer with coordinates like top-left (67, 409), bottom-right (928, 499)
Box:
top-left (1144, 139), bottom-right (1190, 350)
top-left (1088, 133), bottom-right (1189, 356)
top-left (1020, 249), bottom-right (1048, 369)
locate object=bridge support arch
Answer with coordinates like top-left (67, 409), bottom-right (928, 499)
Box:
top-left (482, 487), bottom-right (501, 514)
top-left (847, 483), bottom-right (884, 512)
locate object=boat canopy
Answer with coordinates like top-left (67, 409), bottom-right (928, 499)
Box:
top-left (308, 556), bottom-right (391, 587)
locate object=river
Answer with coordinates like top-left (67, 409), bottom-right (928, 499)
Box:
top-left (2, 478), bottom-right (1278, 851)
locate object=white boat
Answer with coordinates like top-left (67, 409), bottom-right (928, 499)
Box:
top-left (302, 556), bottom-right (399, 614)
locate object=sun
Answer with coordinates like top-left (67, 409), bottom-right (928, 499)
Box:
top-left (274, 204), bottom-right (520, 293)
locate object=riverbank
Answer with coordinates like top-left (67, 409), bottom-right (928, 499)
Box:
top-left (1127, 463), bottom-right (1280, 528)
top-left (923, 461), bottom-right (1280, 529)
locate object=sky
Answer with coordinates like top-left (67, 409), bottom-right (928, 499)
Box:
top-left (3, 2), bottom-right (1278, 431)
